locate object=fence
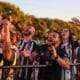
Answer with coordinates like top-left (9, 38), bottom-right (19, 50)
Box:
top-left (0, 63), bottom-right (80, 80)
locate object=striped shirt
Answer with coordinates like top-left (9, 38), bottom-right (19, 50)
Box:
top-left (17, 39), bottom-right (38, 79)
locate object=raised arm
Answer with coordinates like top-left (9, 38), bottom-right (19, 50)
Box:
top-left (2, 19), bottom-right (13, 62)
top-left (50, 45), bottom-right (70, 70)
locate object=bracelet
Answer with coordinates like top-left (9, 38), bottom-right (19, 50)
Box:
top-left (54, 56), bottom-right (59, 60)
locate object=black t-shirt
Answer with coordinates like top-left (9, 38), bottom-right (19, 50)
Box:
top-left (37, 44), bottom-right (68, 80)
top-left (72, 40), bottom-right (78, 49)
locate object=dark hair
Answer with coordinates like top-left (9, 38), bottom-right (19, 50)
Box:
top-left (51, 30), bottom-right (62, 39)
top-left (60, 28), bottom-right (73, 44)
top-left (67, 28), bottom-right (72, 43)
top-left (24, 24), bottom-right (35, 30)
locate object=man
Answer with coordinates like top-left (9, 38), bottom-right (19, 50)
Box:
top-left (37, 30), bottom-right (70, 80)
top-left (17, 25), bottom-right (38, 80)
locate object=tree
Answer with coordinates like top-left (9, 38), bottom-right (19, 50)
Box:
top-left (0, 2), bottom-right (80, 39)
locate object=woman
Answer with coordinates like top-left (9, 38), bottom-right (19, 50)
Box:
top-left (60, 28), bottom-right (77, 80)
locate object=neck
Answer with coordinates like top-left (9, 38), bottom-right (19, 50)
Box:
top-left (62, 38), bottom-right (69, 44)
top-left (24, 36), bottom-right (32, 41)
top-left (54, 41), bottom-right (61, 48)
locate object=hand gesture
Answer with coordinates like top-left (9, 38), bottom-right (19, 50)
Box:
top-left (49, 45), bottom-right (57, 58)
top-left (20, 49), bottom-right (30, 57)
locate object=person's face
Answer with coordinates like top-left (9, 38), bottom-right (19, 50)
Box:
top-left (61, 28), bottom-right (70, 39)
top-left (48, 31), bottom-right (60, 45)
top-left (23, 26), bottom-right (35, 37)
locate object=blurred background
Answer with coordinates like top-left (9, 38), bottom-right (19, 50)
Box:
top-left (0, 0), bottom-right (80, 40)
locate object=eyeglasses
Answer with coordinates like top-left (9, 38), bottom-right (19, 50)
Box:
top-left (61, 29), bottom-right (69, 33)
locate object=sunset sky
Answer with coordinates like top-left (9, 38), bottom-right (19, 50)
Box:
top-left (1, 0), bottom-right (80, 21)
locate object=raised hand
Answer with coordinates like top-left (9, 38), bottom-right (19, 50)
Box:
top-left (20, 49), bottom-right (30, 57)
top-left (49, 45), bottom-right (57, 58)
top-left (2, 19), bottom-right (13, 62)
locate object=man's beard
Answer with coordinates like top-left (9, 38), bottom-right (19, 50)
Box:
top-left (24, 31), bottom-right (31, 36)
top-left (48, 41), bottom-right (55, 46)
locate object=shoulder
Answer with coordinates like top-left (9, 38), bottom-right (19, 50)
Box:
top-left (57, 46), bottom-right (68, 58)
top-left (76, 47), bottom-right (80, 54)
top-left (30, 40), bottom-right (37, 44)
top-left (18, 38), bottom-right (24, 44)
top-left (37, 44), bottom-right (48, 51)
top-left (30, 40), bottom-right (39, 47)
top-left (39, 44), bottom-right (47, 48)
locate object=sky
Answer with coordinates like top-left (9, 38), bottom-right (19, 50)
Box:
top-left (0, 0), bottom-right (80, 21)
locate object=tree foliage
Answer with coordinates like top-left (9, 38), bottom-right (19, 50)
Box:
top-left (0, 2), bottom-right (80, 40)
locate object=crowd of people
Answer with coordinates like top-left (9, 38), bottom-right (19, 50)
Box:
top-left (0, 15), bottom-right (80, 80)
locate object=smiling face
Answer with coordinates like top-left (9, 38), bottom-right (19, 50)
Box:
top-left (48, 31), bottom-right (60, 46)
top-left (23, 25), bottom-right (35, 37)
